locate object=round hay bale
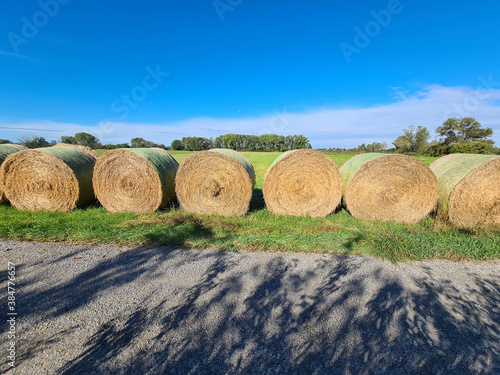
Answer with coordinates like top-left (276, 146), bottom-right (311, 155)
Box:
top-left (430, 153), bottom-right (500, 227)
top-left (263, 149), bottom-right (342, 217)
top-left (1, 146), bottom-right (95, 212)
top-left (93, 148), bottom-right (178, 213)
top-left (0, 144), bottom-right (27, 203)
top-left (54, 143), bottom-right (98, 160)
top-left (340, 153), bottom-right (438, 223)
top-left (175, 148), bottom-right (255, 216)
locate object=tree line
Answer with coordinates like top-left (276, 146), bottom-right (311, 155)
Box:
top-left (172, 134), bottom-right (311, 152)
top-left (12, 132), bottom-right (312, 152)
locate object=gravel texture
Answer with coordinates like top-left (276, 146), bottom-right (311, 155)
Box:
top-left (1, 240), bottom-right (499, 375)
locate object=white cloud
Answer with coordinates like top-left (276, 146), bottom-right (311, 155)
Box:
top-left (2, 84), bottom-right (500, 148)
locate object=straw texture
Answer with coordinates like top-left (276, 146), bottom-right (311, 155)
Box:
top-left (1, 146), bottom-right (95, 212)
top-left (263, 149), bottom-right (342, 217)
top-left (430, 153), bottom-right (500, 226)
top-left (340, 153), bottom-right (438, 223)
top-left (175, 149), bottom-right (255, 216)
top-left (0, 144), bottom-right (27, 203)
top-left (93, 148), bottom-right (178, 213)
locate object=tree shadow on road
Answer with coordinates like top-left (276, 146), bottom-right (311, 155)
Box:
top-left (5, 246), bottom-right (499, 375)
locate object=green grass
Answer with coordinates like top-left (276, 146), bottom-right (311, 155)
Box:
top-left (2, 151), bottom-right (498, 262)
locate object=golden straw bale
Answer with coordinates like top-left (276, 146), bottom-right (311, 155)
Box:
top-left (340, 153), bottom-right (438, 223)
top-left (263, 149), bottom-right (342, 217)
top-left (430, 153), bottom-right (500, 227)
top-left (175, 149), bottom-right (255, 216)
top-left (92, 148), bottom-right (178, 213)
top-left (0, 144), bottom-right (27, 203)
top-left (1, 146), bottom-right (95, 212)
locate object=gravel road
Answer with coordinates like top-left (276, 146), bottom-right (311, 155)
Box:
top-left (1, 240), bottom-right (499, 374)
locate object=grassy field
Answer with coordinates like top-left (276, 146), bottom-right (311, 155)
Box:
top-left (1, 151), bottom-right (499, 262)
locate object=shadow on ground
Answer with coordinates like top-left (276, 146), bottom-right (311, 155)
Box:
top-left (5, 246), bottom-right (499, 375)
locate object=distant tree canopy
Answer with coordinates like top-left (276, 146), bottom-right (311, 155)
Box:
top-left (424, 117), bottom-right (497, 156)
top-left (436, 117), bottom-right (493, 144)
top-left (130, 137), bottom-right (164, 148)
top-left (171, 139), bottom-right (184, 150)
top-left (171, 134), bottom-right (311, 152)
top-left (60, 132), bottom-right (99, 148)
top-left (393, 125), bottom-right (430, 153)
top-left (350, 142), bottom-right (388, 153)
top-left (217, 134), bottom-right (311, 152)
top-left (19, 135), bottom-right (52, 149)
top-left (0, 139), bottom-right (12, 144)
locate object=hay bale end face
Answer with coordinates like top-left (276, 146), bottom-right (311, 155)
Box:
top-left (1, 146), bottom-right (95, 212)
top-left (175, 149), bottom-right (255, 216)
top-left (263, 149), bottom-right (342, 217)
top-left (0, 144), bottom-right (27, 203)
top-left (340, 153), bottom-right (438, 223)
top-left (430, 153), bottom-right (500, 227)
top-left (93, 148), bottom-right (178, 213)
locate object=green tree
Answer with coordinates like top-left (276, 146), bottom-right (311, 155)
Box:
top-left (292, 135), bottom-right (312, 149)
top-left (448, 139), bottom-right (496, 154)
top-left (60, 135), bottom-right (76, 144)
top-left (0, 139), bottom-right (11, 144)
top-left (19, 135), bottom-right (50, 149)
top-left (171, 139), bottom-right (184, 150)
top-left (436, 117), bottom-right (493, 144)
top-left (74, 132), bottom-right (99, 148)
top-left (365, 142), bottom-right (388, 152)
top-left (393, 125), bottom-right (429, 153)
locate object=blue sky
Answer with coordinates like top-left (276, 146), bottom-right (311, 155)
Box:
top-left (1, 0), bottom-right (500, 148)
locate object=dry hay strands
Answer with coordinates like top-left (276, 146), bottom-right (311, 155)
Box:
top-left (54, 143), bottom-right (99, 160)
top-left (340, 153), bottom-right (438, 223)
top-left (430, 153), bottom-right (500, 227)
top-left (263, 149), bottom-right (342, 217)
top-left (176, 148), bottom-right (255, 216)
top-left (0, 144), bottom-right (27, 203)
top-left (93, 148), bottom-right (178, 213)
top-left (1, 146), bottom-right (96, 212)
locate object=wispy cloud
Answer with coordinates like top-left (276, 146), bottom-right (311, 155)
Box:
top-left (2, 85), bottom-right (500, 148)
top-left (0, 49), bottom-right (38, 63)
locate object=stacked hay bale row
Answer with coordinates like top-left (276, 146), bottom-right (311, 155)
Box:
top-left (2, 144), bottom-right (498, 227)
top-left (430, 154), bottom-right (500, 227)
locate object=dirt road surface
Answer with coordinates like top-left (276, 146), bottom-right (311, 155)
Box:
top-left (1, 240), bottom-right (499, 374)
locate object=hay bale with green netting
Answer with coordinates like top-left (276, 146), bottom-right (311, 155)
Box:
top-left (93, 148), bottom-right (178, 213)
top-left (1, 146), bottom-right (95, 212)
top-left (430, 153), bottom-right (500, 227)
top-left (263, 149), bottom-right (342, 217)
top-left (54, 143), bottom-right (98, 160)
top-left (175, 148), bottom-right (255, 216)
top-left (340, 153), bottom-right (438, 223)
top-left (0, 144), bottom-right (27, 203)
